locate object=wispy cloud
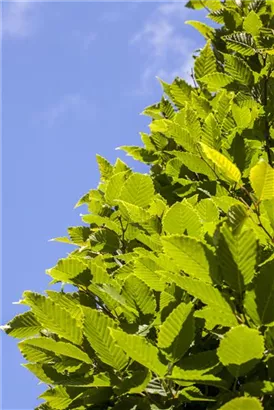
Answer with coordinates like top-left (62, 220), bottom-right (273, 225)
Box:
top-left (2, 0), bottom-right (37, 39)
top-left (38, 94), bottom-right (95, 128)
top-left (130, 3), bottom-right (197, 96)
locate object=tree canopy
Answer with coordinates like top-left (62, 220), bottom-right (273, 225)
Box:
top-left (2, 0), bottom-right (274, 409)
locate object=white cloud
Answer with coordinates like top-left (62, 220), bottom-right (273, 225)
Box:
top-left (130, 3), bottom-right (196, 96)
top-left (38, 94), bottom-right (95, 127)
top-left (2, 1), bottom-right (37, 38)
top-left (157, 2), bottom-right (188, 17)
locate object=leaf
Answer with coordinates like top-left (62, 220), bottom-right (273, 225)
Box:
top-left (195, 306), bottom-right (238, 329)
top-left (250, 159), bottom-right (274, 201)
top-left (200, 142), bottom-right (241, 183)
top-left (151, 120), bottom-right (196, 152)
top-left (105, 171), bottom-right (130, 205)
top-left (232, 104), bottom-right (252, 129)
top-left (199, 73), bottom-right (233, 92)
top-left (224, 54), bottom-right (254, 85)
top-left (163, 202), bottom-right (202, 238)
top-left (158, 302), bottom-right (193, 349)
top-left (179, 386), bottom-right (216, 402)
top-left (96, 155), bottom-right (113, 182)
top-left (47, 258), bottom-right (89, 284)
top-left (162, 235), bottom-right (217, 283)
top-left (115, 200), bottom-right (151, 224)
top-left (251, 260), bottom-right (274, 325)
top-left (134, 257), bottom-right (166, 291)
top-left (120, 173), bottom-right (155, 208)
top-left (218, 224), bottom-right (257, 292)
top-left (194, 41), bottom-right (217, 79)
top-left (122, 275), bottom-right (156, 316)
top-left (243, 10), bottom-right (262, 37)
top-left (19, 337), bottom-right (92, 364)
top-left (196, 199), bottom-right (219, 223)
top-left (168, 151), bottom-right (216, 179)
top-left (263, 199), bottom-right (274, 230)
top-left (110, 329), bottom-right (167, 376)
top-left (175, 349), bottom-right (221, 377)
top-left (158, 302), bottom-right (195, 362)
top-left (185, 21), bottom-right (214, 39)
top-left (171, 367), bottom-right (222, 383)
top-left (83, 307), bottom-right (128, 370)
top-left (223, 32), bottom-right (256, 56)
top-left (115, 369), bottom-right (151, 395)
top-left (217, 325), bottom-right (264, 377)
top-left (1, 311), bottom-right (42, 338)
top-left (219, 397), bottom-right (263, 410)
top-left (169, 77), bottom-right (192, 107)
top-left (23, 292), bottom-right (83, 345)
top-left (39, 386), bottom-right (74, 410)
top-left (166, 274), bottom-right (236, 319)
top-left (202, 112), bottom-right (220, 149)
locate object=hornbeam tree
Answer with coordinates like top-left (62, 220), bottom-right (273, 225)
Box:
top-left (2, 0), bottom-right (274, 409)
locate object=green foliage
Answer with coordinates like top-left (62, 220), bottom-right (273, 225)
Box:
top-left (2, 1), bottom-right (274, 409)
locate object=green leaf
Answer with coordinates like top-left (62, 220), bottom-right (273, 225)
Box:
top-left (39, 386), bottom-right (74, 410)
top-left (195, 306), bottom-right (238, 329)
top-left (158, 302), bottom-right (193, 349)
top-left (96, 155), bottom-right (113, 182)
top-left (263, 199), bottom-right (274, 230)
top-left (83, 307), bottom-right (128, 370)
top-left (105, 171), bottom-right (130, 205)
top-left (162, 235), bottom-right (217, 283)
top-left (243, 10), bottom-right (262, 37)
top-left (166, 274), bottom-right (236, 319)
top-left (163, 201), bottom-right (202, 238)
top-left (168, 151), bottom-right (216, 179)
top-left (219, 397), bottom-right (263, 410)
top-left (110, 329), bottom-right (167, 376)
top-left (218, 224), bottom-right (257, 292)
top-left (158, 302), bottom-right (195, 363)
top-left (200, 142), bottom-right (241, 183)
top-left (199, 73), bottom-right (233, 92)
top-left (169, 77), bottom-right (192, 107)
top-left (232, 104), bottom-right (252, 129)
top-left (122, 275), bottom-right (156, 316)
top-left (185, 21), bottom-right (214, 39)
top-left (46, 291), bottom-right (83, 320)
top-left (194, 41), bottom-right (217, 79)
top-left (115, 369), bottom-right (151, 395)
top-left (23, 292), bottom-right (83, 344)
top-left (223, 32), bottom-right (256, 56)
top-left (120, 173), bottom-right (154, 207)
top-left (196, 198), bottom-right (219, 222)
top-left (250, 260), bottom-right (274, 325)
top-left (47, 258), bottom-right (90, 284)
top-left (224, 54), bottom-right (254, 85)
top-left (19, 337), bottom-right (92, 364)
top-left (175, 349), bottom-right (221, 377)
top-left (134, 257), bottom-right (166, 291)
top-left (244, 380), bottom-right (274, 396)
top-left (179, 386), bottom-right (216, 402)
top-left (250, 159), bottom-right (274, 201)
top-left (202, 112), bottom-right (221, 149)
top-left (1, 311), bottom-right (42, 338)
top-left (217, 325), bottom-right (264, 377)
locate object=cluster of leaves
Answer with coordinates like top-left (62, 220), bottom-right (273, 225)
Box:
top-left (2, 0), bottom-right (274, 409)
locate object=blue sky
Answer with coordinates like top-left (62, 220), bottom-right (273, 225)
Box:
top-left (2, 1), bottom-right (207, 408)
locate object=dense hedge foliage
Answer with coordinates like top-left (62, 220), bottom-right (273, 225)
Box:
top-left (2, 0), bottom-right (274, 409)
